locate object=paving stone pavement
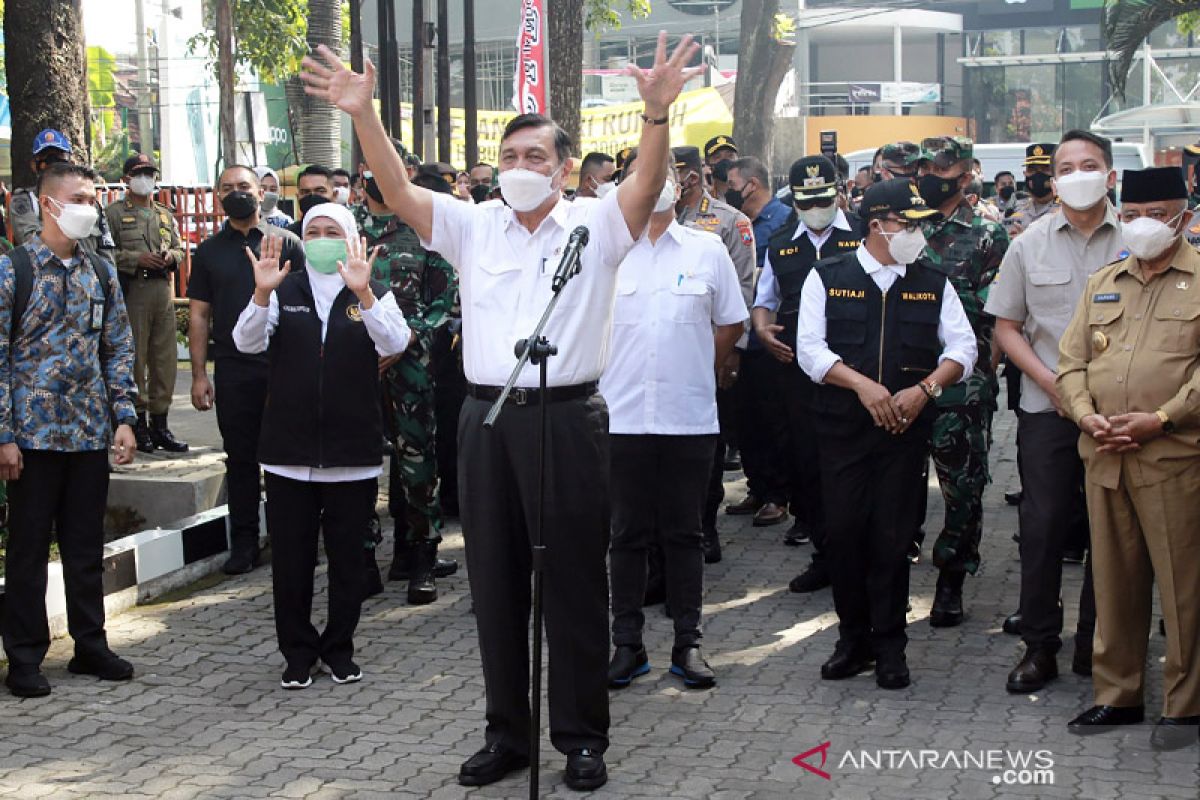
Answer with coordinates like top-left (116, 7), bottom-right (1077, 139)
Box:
top-left (2, 400), bottom-right (1198, 799)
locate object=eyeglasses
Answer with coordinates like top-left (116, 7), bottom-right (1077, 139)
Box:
top-left (879, 217), bottom-right (921, 232)
top-left (794, 197), bottom-right (834, 211)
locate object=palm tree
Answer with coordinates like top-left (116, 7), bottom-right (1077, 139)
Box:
top-left (1106, 0), bottom-right (1200, 98)
top-left (287, 0), bottom-right (342, 167)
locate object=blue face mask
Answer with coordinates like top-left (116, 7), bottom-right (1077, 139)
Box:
top-left (305, 237), bottom-right (347, 275)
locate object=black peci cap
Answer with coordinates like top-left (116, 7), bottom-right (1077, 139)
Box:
top-left (1119, 166), bottom-right (1188, 204)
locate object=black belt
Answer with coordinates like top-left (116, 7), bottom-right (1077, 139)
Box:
top-left (135, 268), bottom-right (169, 280)
top-left (466, 381), bottom-right (597, 407)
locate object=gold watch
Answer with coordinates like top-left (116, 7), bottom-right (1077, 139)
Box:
top-left (920, 379), bottom-right (942, 400)
top-left (1155, 409), bottom-right (1175, 433)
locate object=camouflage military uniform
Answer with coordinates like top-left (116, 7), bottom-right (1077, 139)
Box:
top-left (922, 199), bottom-right (1009, 574)
top-left (354, 204), bottom-right (458, 546)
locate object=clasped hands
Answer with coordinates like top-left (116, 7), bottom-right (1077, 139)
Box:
top-left (856, 380), bottom-right (927, 435)
top-left (1079, 412), bottom-right (1164, 454)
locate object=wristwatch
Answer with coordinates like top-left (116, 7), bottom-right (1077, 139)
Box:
top-left (640, 112), bottom-right (669, 125)
top-left (920, 379), bottom-right (942, 400)
top-left (1155, 409), bottom-right (1175, 433)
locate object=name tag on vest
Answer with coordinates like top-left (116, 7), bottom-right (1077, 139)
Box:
top-left (901, 292), bottom-right (937, 302)
top-left (1093, 293), bottom-right (1120, 303)
top-left (281, 304), bottom-right (312, 314)
top-left (828, 288), bottom-right (865, 299)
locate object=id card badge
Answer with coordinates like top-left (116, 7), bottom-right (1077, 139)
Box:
top-left (91, 300), bottom-right (105, 331)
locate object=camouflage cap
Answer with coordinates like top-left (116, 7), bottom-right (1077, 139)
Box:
top-left (879, 141), bottom-right (926, 169)
top-left (921, 136), bottom-right (973, 169)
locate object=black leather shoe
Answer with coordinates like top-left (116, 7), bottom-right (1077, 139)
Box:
top-left (670, 645), bottom-right (716, 689)
top-left (1149, 716), bottom-right (1200, 751)
top-left (722, 446), bottom-right (742, 472)
top-left (783, 520), bottom-right (811, 546)
top-left (389, 544), bottom-right (458, 581)
top-left (1002, 612), bottom-right (1021, 636)
top-left (1004, 490), bottom-right (1023, 506)
top-left (1067, 705), bottom-right (1144, 735)
top-left (701, 528), bottom-right (722, 564)
top-left (1071, 644), bottom-right (1092, 676)
top-left (725, 493), bottom-right (760, 516)
top-left (5, 668), bottom-right (51, 698)
top-left (608, 645), bottom-right (650, 688)
top-left (876, 652), bottom-right (911, 690)
top-left (222, 547), bottom-right (260, 575)
top-left (564, 748), bottom-right (607, 791)
top-left (458, 743), bottom-right (529, 787)
top-left (68, 650), bottom-right (134, 681)
top-left (1006, 648), bottom-right (1057, 693)
top-left (929, 570), bottom-right (966, 628)
top-left (134, 414), bottom-right (155, 453)
top-left (149, 414), bottom-right (188, 453)
top-left (821, 641), bottom-right (874, 680)
top-left (406, 542), bottom-right (438, 605)
top-left (752, 502), bottom-right (789, 527)
top-left (789, 562), bottom-right (830, 593)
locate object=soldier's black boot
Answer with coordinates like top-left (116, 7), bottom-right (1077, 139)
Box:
top-left (149, 414), bottom-right (188, 453)
top-left (388, 540), bottom-right (413, 582)
top-left (134, 413), bottom-right (155, 453)
top-left (407, 541), bottom-right (438, 605)
top-left (930, 569), bottom-right (966, 628)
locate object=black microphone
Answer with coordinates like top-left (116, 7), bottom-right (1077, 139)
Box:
top-left (551, 225), bottom-right (590, 292)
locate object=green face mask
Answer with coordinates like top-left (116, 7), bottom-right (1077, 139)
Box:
top-left (305, 237), bottom-right (347, 275)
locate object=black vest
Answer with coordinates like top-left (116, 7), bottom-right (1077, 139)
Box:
top-left (766, 217), bottom-right (861, 349)
top-left (258, 272), bottom-right (389, 468)
top-left (812, 252), bottom-right (944, 435)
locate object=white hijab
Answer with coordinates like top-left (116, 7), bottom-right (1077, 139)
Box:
top-left (298, 202), bottom-right (361, 323)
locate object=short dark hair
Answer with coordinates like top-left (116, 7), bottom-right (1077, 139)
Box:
top-left (36, 162), bottom-right (97, 197)
top-left (472, 161), bottom-right (494, 171)
top-left (834, 154), bottom-right (850, 179)
top-left (332, 168), bottom-right (351, 179)
top-left (501, 114), bottom-right (572, 163)
top-left (729, 156), bottom-right (769, 188)
top-left (412, 172), bottom-right (453, 194)
top-left (299, 164), bottom-right (335, 182)
top-left (580, 151), bottom-right (614, 175)
top-left (1056, 129), bottom-right (1113, 169)
top-left (994, 170), bottom-right (1014, 184)
top-left (857, 165), bottom-right (871, 175)
top-left (217, 164), bottom-right (260, 188)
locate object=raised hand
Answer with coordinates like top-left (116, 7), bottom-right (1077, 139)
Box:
top-left (300, 44), bottom-right (377, 118)
top-left (246, 235), bottom-right (291, 295)
top-left (338, 235), bottom-right (379, 296)
top-left (624, 32), bottom-right (704, 116)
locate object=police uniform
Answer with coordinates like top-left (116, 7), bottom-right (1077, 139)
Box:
top-left (1010, 143), bottom-right (1060, 232)
top-left (797, 179), bottom-right (976, 687)
top-left (754, 155), bottom-right (860, 588)
top-left (917, 137), bottom-right (1010, 626)
top-left (353, 202), bottom-right (459, 602)
top-left (1058, 167), bottom-right (1200, 749)
top-left (105, 154), bottom-right (187, 452)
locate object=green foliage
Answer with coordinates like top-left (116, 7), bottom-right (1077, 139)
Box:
top-left (585, 0), bottom-right (651, 33)
top-left (1180, 10), bottom-right (1200, 33)
top-left (87, 46), bottom-right (118, 139)
top-left (189, 0), bottom-right (310, 84)
top-left (93, 126), bottom-right (133, 183)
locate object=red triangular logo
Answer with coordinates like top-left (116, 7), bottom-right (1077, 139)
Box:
top-left (792, 741), bottom-right (832, 780)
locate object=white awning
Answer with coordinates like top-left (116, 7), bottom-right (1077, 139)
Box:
top-left (1093, 103), bottom-right (1200, 135)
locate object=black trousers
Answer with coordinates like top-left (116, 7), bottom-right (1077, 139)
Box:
top-left (213, 357), bottom-right (269, 554)
top-left (264, 472), bottom-right (376, 668)
top-left (779, 358), bottom-right (825, 561)
top-left (610, 434), bottom-right (716, 650)
top-left (1016, 412), bottom-right (1097, 652)
top-left (734, 348), bottom-right (790, 506)
top-left (820, 423), bottom-right (930, 657)
top-left (2, 450), bottom-right (111, 669)
top-left (458, 394), bottom-right (611, 756)
top-left (432, 323), bottom-right (467, 514)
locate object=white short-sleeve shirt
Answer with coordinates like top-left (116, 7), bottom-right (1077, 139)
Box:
top-left (421, 189), bottom-right (637, 387)
top-left (600, 222), bottom-right (749, 435)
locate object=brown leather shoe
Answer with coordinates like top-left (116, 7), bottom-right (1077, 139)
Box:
top-left (1006, 647), bottom-right (1058, 693)
top-left (752, 502), bottom-right (788, 527)
top-left (724, 494), bottom-right (761, 516)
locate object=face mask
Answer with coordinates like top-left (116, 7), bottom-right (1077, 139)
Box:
top-left (298, 194), bottom-right (326, 217)
top-left (333, 186), bottom-right (351, 205)
top-left (1054, 170), bottom-right (1109, 211)
top-left (305, 237), bottom-right (348, 275)
top-left (711, 160), bottom-right (733, 184)
top-left (222, 190), bottom-right (258, 220)
top-left (798, 203), bottom-right (838, 231)
top-left (1122, 211), bottom-right (1186, 261)
top-left (918, 173), bottom-right (963, 208)
top-left (724, 186), bottom-right (746, 210)
top-left (998, 185), bottom-right (1015, 202)
top-left (128, 174), bottom-right (156, 196)
top-left (498, 166), bottom-right (560, 212)
top-left (260, 191), bottom-right (280, 215)
top-left (469, 184), bottom-right (491, 204)
top-left (653, 180), bottom-right (677, 213)
top-left (877, 223), bottom-right (928, 265)
top-left (594, 180), bottom-right (617, 200)
top-left (45, 198), bottom-right (98, 240)
top-left (872, 171), bottom-right (883, 184)
top-left (364, 174), bottom-right (385, 204)
top-left (1027, 171), bottom-right (1054, 199)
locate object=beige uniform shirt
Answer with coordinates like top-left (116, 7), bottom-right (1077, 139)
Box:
top-left (104, 197), bottom-right (185, 276)
top-left (1057, 243), bottom-right (1200, 489)
top-left (983, 205), bottom-right (1124, 413)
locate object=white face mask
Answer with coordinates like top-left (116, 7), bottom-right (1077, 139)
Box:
top-left (653, 180), bottom-right (678, 213)
top-left (878, 223), bottom-right (928, 265)
top-left (260, 191), bottom-right (280, 215)
top-left (499, 166), bottom-right (561, 212)
top-left (1122, 211), bottom-right (1186, 261)
top-left (594, 180), bottom-right (617, 200)
top-left (1054, 170), bottom-right (1109, 210)
top-left (45, 197), bottom-right (98, 240)
top-left (798, 203), bottom-right (838, 232)
top-left (128, 174), bottom-right (156, 196)
top-left (332, 186), bottom-right (351, 205)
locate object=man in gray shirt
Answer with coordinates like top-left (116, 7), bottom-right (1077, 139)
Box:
top-left (984, 129), bottom-right (1123, 696)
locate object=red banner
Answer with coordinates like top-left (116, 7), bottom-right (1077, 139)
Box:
top-left (513, 0), bottom-right (547, 114)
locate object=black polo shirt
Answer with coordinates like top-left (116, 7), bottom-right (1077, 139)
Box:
top-left (187, 220), bottom-right (307, 361)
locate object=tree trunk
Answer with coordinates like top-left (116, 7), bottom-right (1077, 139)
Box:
top-left (733, 0), bottom-right (795, 168)
top-left (216, 0), bottom-right (236, 169)
top-left (292, 0), bottom-right (343, 167)
top-left (5, 0), bottom-right (90, 187)
top-left (547, 0), bottom-right (584, 153)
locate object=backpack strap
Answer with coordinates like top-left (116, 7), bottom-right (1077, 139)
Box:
top-left (9, 246), bottom-right (33, 341)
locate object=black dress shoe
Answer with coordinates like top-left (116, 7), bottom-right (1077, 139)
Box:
top-left (564, 748), bottom-right (607, 791)
top-left (1002, 612), bottom-right (1021, 636)
top-left (701, 527), bottom-right (722, 564)
top-left (1004, 490), bottom-right (1023, 506)
top-left (458, 744), bottom-right (530, 787)
top-left (1071, 645), bottom-right (1092, 676)
top-left (929, 570), bottom-right (965, 628)
top-left (789, 562), bottom-right (831, 593)
top-left (876, 652), bottom-right (911, 690)
top-left (608, 645), bottom-right (650, 688)
top-left (149, 414), bottom-right (189, 453)
top-left (1067, 704), bottom-right (1144, 735)
top-left (670, 645), bottom-right (716, 689)
top-left (1006, 648), bottom-right (1058, 693)
top-left (752, 502), bottom-right (789, 527)
top-left (725, 493), bottom-right (760, 516)
top-left (821, 641), bottom-right (874, 680)
top-left (223, 547), bottom-right (260, 575)
top-left (1149, 716), bottom-right (1200, 751)
top-left (783, 520), bottom-right (811, 546)
top-left (68, 650), bottom-right (134, 681)
top-left (5, 668), bottom-right (51, 698)
top-left (722, 446), bottom-right (742, 472)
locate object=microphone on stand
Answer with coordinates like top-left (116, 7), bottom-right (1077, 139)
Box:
top-left (552, 225), bottom-right (590, 292)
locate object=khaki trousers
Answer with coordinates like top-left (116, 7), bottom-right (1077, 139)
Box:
top-left (125, 276), bottom-right (178, 415)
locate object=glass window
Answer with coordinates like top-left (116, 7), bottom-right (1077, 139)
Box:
top-left (1062, 62), bottom-right (1103, 133)
top-left (1022, 27), bottom-right (1060, 56)
top-left (982, 30), bottom-right (1018, 57)
top-left (1062, 25), bottom-right (1101, 54)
